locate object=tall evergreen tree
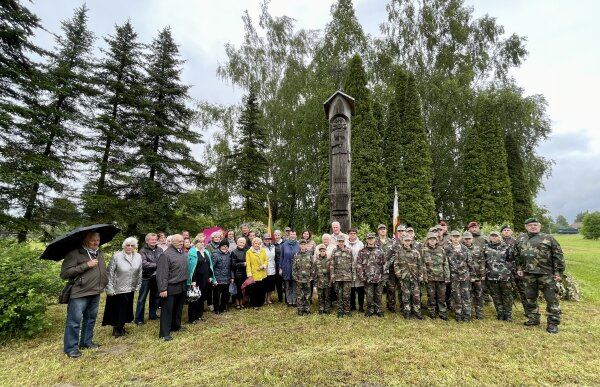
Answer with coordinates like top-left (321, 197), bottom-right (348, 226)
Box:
top-left (229, 87), bottom-right (269, 220)
top-left (397, 72), bottom-right (436, 234)
top-left (342, 54), bottom-right (387, 228)
top-left (2, 6), bottom-right (96, 242)
top-left (462, 92), bottom-right (514, 225)
top-left (82, 20), bottom-right (147, 223)
top-left (125, 27), bottom-right (201, 235)
top-left (505, 133), bottom-right (532, 231)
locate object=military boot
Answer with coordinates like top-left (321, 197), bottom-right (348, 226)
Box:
top-left (414, 312), bottom-right (424, 320)
top-left (403, 311), bottom-right (411, 320)
top-left (337, 311), bottom-right (344, 318)
top-left (503, 313), bottom-right (512, 322)
top-left (365, 310), bottom-right (374, 317)
top-left (524, 319), bottom-right (540, 326)
top-left (376, 311), bottom-right (385, 318)
top-left (439, 314), bottom-right (448, 321)
top-left (546, 324), bottom-right (558, 334)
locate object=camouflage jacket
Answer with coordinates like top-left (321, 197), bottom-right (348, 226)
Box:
top-left (313, 254), bottom-right (331, 289)
top-left (464, 243), bottom-right (486, 280)
top-left (292, 250), bottom-right (313, 284)
top-left (330, 246), bottom-right (354, 282)
top-left (393, 246), bottom-right (423, 281)
top-left (376, 237), bottom-right (394, 266)
top-left (483, 242), bottom-right (513, 281)
top-left (514, 232), bottom-right (565, 276)
top-left (472, 234), bottom-right (489, 249)
top-left (445, 244), bottom-right (476, 282)
top-left (356, 246), bottom-right (388, 284)
top-left (422, 244), bottom-right (450, 282)
top-left (502, 236), bottom-right (516, 249)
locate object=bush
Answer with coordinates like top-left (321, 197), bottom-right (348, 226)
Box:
top-left (0, 240), bottom-right (64, 341)
top-left (581, 212), bottom-right (600, 239)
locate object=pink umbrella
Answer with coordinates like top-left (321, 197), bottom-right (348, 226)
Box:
top-left (203, 227), bottom-right (223, 246)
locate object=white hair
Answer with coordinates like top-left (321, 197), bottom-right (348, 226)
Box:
top-left (322, 233), bottom-right (331, 241)
top-left (210, 231), bottom-right (220, 239)
top-left (331, 221), bottom-right (340, 227)
top-left (122, 236), bottom-right (138, 249)
top-left (237, 237), bottom-right (247, 244)
top-left (145, 233), bottom-right (157, 242)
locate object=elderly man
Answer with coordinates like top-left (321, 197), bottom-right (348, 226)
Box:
top-left (330, 221), bottom-right (348, 242)
top-left (135, 233), bottom-right (163, 325)
top-left (156, 234), bottom-right (188, 341)
top-left (60, 231), bottom-right (108, 358)
top-left (515, 218), bottom-right (565, 334)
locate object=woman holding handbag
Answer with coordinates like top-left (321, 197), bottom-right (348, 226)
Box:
top-left (245, 237), bottom-right (269, 310)
top-left (187, 234), bottom-right (214, 324)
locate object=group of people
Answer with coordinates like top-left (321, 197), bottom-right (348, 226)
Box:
top-left (59, 218), bottom-right (565, 358)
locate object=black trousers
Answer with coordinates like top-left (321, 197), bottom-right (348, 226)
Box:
top-left (250, 280), bottom-right (265, 307)
top-left (350, 286), bottom-right (365, 310)
top-left (188, 285), bottom-right (210, 322)
top-left (213, 283), bottom-right (229, 312)
top-left (275, 274), bottom-right (284, 302)
top-left (159, 291), bottom-right (185, 338)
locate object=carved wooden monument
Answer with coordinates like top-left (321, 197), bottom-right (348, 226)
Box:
top-left (323, 90), bottom-right (355, 232)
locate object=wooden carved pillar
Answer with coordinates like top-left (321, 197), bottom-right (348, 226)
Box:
top-left (323, 91), bottom-right (355, 232)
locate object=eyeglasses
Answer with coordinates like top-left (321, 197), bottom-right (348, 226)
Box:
top-left (125, 244), bottom-right (136, 247)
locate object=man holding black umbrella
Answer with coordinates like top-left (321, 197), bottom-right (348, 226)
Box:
top-left (60, 231), bottom-right (108, 358)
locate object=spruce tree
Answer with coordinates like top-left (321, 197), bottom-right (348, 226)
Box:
top-left (505, 133), bottom-right (532, 230)
top-left (82, 20), bottom-right (147, 223)
top-left (229, 86), bottom-right (269, 220)
top-left (342, 54), bottom-right (387, 228)
top-left (397, 73), bottom-right (436, 235)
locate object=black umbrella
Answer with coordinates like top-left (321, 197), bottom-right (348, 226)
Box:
top-left (40, 224), bottom-right (121, 261)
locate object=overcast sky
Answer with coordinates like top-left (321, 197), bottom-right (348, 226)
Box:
top-left (28, 0), bottom-right (599, 223)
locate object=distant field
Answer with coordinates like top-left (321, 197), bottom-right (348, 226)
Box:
top-left (1, 234), bottom-right (599, 386)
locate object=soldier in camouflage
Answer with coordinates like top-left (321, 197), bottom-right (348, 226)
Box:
top-left (314, 245), bottom-right (332, 314)
top-left (422, 232), bottom-right (450, 320)
top-left (331, 235), bottom-right (354, 317)
top-left (446, 231), bottom-right (476, 322)
top-left (393, 235), bottom-right (424, 320)
top-left (292, 240), bottom-right (314, 315)
top-left (406, 227), bottom-right (422, 251)
top-left (483, 231), bottom-right (513, 321)
top-left (357, 233), bottom-right (388, 317)
top-left (502, 224), bottom-right (526, 310)
top-left (514, 218), bottom-right (565, 334)
top-left (462, 231), bottom-right (486, 319)
top-left (375, 224), bottom-right (395, 312)
top-left (467, 221), bottom-right (489, 248)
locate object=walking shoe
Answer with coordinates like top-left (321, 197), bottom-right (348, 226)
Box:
top-left (546, 324), bottom-right (558, 334)
top-left (161, 336), bottom-right (173, 341)
top-left (376, 311), bottom-right (385, 318)
top-left (66, 350), bottom-right (81, 358)
top-left (524, 319), bottom-right (540, 326)
top-left (79, 342), bottom-right (100, 349)
top-left (440, 315), bottom-right (448, 321)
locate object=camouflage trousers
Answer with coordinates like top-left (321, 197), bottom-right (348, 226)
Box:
top-left (335, 281), bottom-right (352, 314)
top-left (364, 282), bottom-right (384, 314)
top-left (513, 276), bottom-right (527, 311)
top-left (523, 273), bottom-right (561, 325)
top-left (399, 276), bottom-right (421, 313)
top-left (296, 282), bottom-right (311, 313)
top-left (317, 287), bottom-right (331, 312)
top-left (426, 281), bottom-right (447, 318)
top-left (486, 280), bottom-right (513, 319)
top-left (451, 280), bottom-right (472, 320)
top-left (386, 267), bottom-right (397, 311)
top-left (471, 280), bottom-right (484, 319)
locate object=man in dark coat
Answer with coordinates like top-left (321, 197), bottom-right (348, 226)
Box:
top-left (135, 233), bottom-right (163, 325)
top-left (156, 234), bottom-right (188, 341)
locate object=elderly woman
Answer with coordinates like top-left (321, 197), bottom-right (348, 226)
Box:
top-left (212, 240), bottom-right (234, 314)
top-left (246, 237), bottom-right (269, 310)
top-left (188, 233), bottom-right (214, 323)
top-left (60, 231), bottom-right (108, 358)
top-left (225, 230), bottom-right (237, 251)
top-left (262, 234), bottom-right (276, 304)
top-left (102, 237), bottom-right (142, 338)
top-left (230, 237), bottom-right (248, 309)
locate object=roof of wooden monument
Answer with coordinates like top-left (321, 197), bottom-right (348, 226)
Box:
top-left (323, 90), bottom-right (355, 116)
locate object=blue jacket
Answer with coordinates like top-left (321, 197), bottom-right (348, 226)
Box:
top-left (212, 249), bottom-right (234, 284)
top-left (280, 241), bottom-right (300, 281)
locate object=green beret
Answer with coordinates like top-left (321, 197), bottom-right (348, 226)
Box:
top-left (524, 218), bottom-right (539, 225)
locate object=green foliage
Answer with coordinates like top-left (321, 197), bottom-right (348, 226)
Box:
top-left (556, 215), bottom-right (570, 229)
top-left (581, 212), bottom-right (600, 240)
top-left (343, 55), bottom-right (387, 228)
top-left (575, 211), bottom-right (589, 223)
top-left (355, 222), bottom-right (373, 242)
top-left (0, 241), bottom-right (64, 341)
top-left (505, 133), bottom-right (532, 232)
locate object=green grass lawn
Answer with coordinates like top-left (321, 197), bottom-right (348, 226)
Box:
top-left (1, 234), bottom-right (599, 386)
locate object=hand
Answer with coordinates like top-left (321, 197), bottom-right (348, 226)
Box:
top-left (209, 278), bottom-right (213, 283)
top-left (159, 291), bottom-right (167, 298)
top-left (517, 270), bottom-right (523, 277)
top-left (87, 259), bottom-right (98, 268)
top-left (214, 281), bottom-right (218, 286)
top-left (243, 262), bottom-right (247, 266)
top-left (230, 278), bottom-right (234, 283)
top-left (554, 275), bottom-right (562, 282)
top-left (191, 282), bottom-right (196, 287)
top-left (279, 269), bottom-right (282, 276)
top-left (107, 293), bottom-right (115, 297)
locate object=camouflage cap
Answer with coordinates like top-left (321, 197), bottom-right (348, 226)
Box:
top-left (426, 232), bottom-right (438, 239)
top-left (490, 230), bottom-right (500, 236)
top-left (396, 225), bottom-right (406, 231)
top-left (366, 232), bottom-right (376, 239)
top-left (377, 224), bottom-right (387, 230)
top-left (462, 231), bottom-right (473, 238)
top-left (402, 235), bottom-right (412, 241)
top-left (284, 227), bottom-right (291, 231)
top-left (428, 227), bottom-right (438, 233)
top-left (299, 239), bottom-right (307, 244)
top-left (406, 227), bottom-right (414, 232)
top-left (336, 235), bottom-right (347, 242)
top-left (500, 224), bottom-right (512, 232)
top-left (524, 217), bottom-right (539, 225)
top-left (450, 230), bottom-right (461, 236)
top-left (318, 245), bottom-right (327, 251)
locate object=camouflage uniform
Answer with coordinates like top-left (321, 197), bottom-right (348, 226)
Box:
top-left (483, 241), bottom-right (513, 320)
top-left (314, 253), bottom-right (332, 313)
top-left (292, 250), bottom-right (314, 314)
top-left (422, 244), bottom-right (450, 319)
top-left (504, 235), bottom-right (526, 310)
top-left (446, 244), bottom-right (476, 321)
top-left (356, 245), bottom-right (388, 316)
top-left (464, 243), bottom-right (486, 319)
top-left (393, 245), bottom-right (424, 318)
top-left (514, 232), bottom-right (565, 327)
top-left (376, 237), bottom-right (396, 311)
top-left (331, 246), bottom-right (354, 316)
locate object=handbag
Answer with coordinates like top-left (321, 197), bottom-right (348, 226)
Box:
top-left (186, 286), bottom-right (202, 303)
top-left (58, 283), bottom-right (74, 304)
top-left (229, 281), bottom-right (237, 296)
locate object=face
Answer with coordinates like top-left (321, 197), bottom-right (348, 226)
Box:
top-left (502, 228), bottom-right (513, 237)
top-left (337, 240), bottom-right (345, 249)
top-left (490, 235), bottom-right (500, 243)
top-left (264, 238), bottom-right (271, 245)
top-left (248, 232), bottom-right (256, 240)
top-left (463, 237), bottom-right (473, 246)
top-left (212, 235), bottom-right (221, 243)
top-left (399, 230), bottom-right (407, 237)
top-left (331, 223), bottom-right (341, 234)
top-left (124, 241), bottom-right (136, 254)
top-left (427, 237), bottom-right (437, 247)
top-left (378, 227), bottom-right (387, 237)
top-left (147, 235), bottom-right (157, 248)
top-left (241, 225), bottom-right (250, 234)
top-left (441, 225), bottom-right (448, 233)
top-left (158, 234), bottom-right (166, 243)
top-left (183, 238), bottom-right (191, 248)
top-left (323, 236), bottom-right (331, 246)
top-left (366, 237), bottom-right (375, 247)
top-left (525, 222), bottom-right (541, 234)
top-left (219, 245), bottom-right (229, 253)
top-left (319, 248), bottom-right (326, 256)
top-left (274, 231), bottom-right (282, 241)
top-left (348, 231), bottom-right (357, 241)
top-left (402, 239), bottom-right (411, 248)
top-left (300, 243), bottom-right (307, 252)
top-left (451, 235), bottom-right (461, 244)
top-left (252, 239), bottom-right (261, 249)
top-left (84, 233), bottom-right (100, 250)
top-left (407, 230), bottom-right (415, 237)
top-left (227, 231), bottom-right (234, 239)
top-left (181, 231), bottom-right (190, 239)
top-left (302, 231), bottom-right (310, 240)
top-left (469, 225), bottom-right (480, 234)
top-left (437, 229), bottom-right (444, 237)
top-left (237, 238), bottom-right (246, 249)
top-left (289, 231), bottom-right (297, 241)
top-left (172, 236), bottom-right (184, 249)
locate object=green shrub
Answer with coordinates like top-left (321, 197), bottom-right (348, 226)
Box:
top-left (581, 212), bottom-right (600, 240)
top-left (0, 241), bottom-right (64, 341)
